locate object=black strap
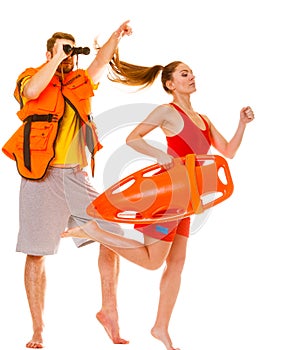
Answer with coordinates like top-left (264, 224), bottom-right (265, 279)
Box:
top-left (85, 124), bottom-right (94, 154)
top-left (24, 114), bottom-right (54, 123)
top-left (23, 114), bottom-right (55, 171)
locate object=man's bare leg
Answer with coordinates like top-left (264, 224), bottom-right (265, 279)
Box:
top-left (96, 245), bottom-right (129, 344)
top-left (25, 255), bottom-right (46, 349)
top-left (151, 235), bottom-right (188, 350)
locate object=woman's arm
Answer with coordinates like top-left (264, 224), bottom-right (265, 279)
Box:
top-left (208, 106), bottom-right (255, 159)
top-left (126, 105), bottom-right (175, 169)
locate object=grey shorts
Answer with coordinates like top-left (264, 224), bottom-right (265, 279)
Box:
top-left (16, 166), bottom-right (123, 256)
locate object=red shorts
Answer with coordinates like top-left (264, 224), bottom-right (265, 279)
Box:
top-left (135, 217), bottom-right (190, 242)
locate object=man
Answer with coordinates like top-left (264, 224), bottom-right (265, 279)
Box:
top-left (2, 21), bottom-right (132, 348)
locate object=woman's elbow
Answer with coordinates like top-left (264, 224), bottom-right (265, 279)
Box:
top-left (223, 150), bottom-right (236, 159)
top-left (126, 133), bottom-right (139, 147)
top-left (126, 135), bottom-right (133, 146)
top-left (228, 154), bottom-right (235, 159)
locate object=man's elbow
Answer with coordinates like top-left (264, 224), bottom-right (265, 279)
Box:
top-left (23, 86), bottom-right (40, 100)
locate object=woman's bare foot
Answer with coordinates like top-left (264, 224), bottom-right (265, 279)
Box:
top-left (96, 311), bottom-right (129, 344)
top-left (61, 221), bottom-right (100, 240)
top-left (151, 326), bottom-right (180, 350)
top-left (26, 331), bottom-right (44, 348)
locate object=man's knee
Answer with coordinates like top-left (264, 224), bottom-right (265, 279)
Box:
top-left (26, 255), bottom-right (45, 268)
top-left (99, 245), bottom-right (119, 262)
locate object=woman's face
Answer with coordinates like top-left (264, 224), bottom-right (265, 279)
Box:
top-left (169, 63), bottom-right (196, 95)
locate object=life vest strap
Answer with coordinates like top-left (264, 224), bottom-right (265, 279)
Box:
top-left (23, 114), bottom-right (57, 170)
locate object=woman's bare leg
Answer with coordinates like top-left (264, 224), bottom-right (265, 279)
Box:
top-left (61, 220), bottom-right (172, 270)
top-left (151, 235), bottom-right (188, 350)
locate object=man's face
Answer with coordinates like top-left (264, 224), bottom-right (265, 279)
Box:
top-left (52, 39), bottom-right (76, 74)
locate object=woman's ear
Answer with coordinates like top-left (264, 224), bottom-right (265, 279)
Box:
top-left (166, 80), bottom-right (175, 92)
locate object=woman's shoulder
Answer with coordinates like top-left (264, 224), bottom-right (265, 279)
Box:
top-left (154, 103), bottom-right (177, 114)
top-left (149, 103), bottom-right (177, 119)
top-left (199, 113), bottom-right (211, 127)
top-left (142, 103), bottom-right (175, 126)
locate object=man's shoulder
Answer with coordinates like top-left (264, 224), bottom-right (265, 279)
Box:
top-left (17, 63), bottom-right (46, 80)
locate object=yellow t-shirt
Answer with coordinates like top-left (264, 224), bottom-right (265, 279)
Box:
top-left (50, 102), bottom-right (87, 167)
top-left (21, 73), bottom-right (98, 168)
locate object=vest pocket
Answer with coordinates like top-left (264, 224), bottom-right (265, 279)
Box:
top-left (17, 122), bottom-right (54, 151)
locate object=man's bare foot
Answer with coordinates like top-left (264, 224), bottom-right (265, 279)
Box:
top-left (26, 332), bottom-right (44, 348)
top-left (26, 341), bottom-right (44, 349)
top-left (61, 221), bottom-right (99, 240)
top-left (96, 311), bottom-right (129, 344)
top-left (151, 327), bottom-right (180, 350)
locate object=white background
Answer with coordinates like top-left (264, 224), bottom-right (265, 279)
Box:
top-left (0, 0), bottom-right (281, 349)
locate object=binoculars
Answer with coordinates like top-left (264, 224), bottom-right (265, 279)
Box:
top-left (63, 44), bottom-right (90, 56)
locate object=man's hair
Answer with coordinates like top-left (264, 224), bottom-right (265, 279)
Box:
top-left (46, 32), bottom-right (75, 52)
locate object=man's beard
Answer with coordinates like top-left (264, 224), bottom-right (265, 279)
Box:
top-left (57, 60), bottom-right (74, 74)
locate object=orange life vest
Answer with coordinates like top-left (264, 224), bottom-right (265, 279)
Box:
top-left (2, 64), bottom-right (102, 180)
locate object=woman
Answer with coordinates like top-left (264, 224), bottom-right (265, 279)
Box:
top-left (62, 58), bottom-right (254, 350)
